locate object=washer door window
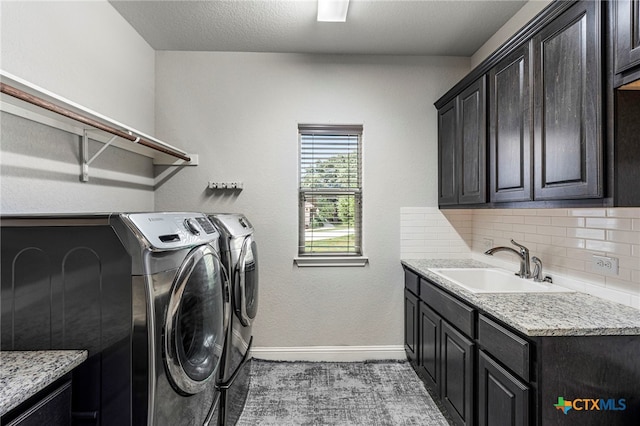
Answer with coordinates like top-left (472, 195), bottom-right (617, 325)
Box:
top-left (165, 244), bottom-right (225, 395)
top-left (235, 236), bottom-right (258, 326)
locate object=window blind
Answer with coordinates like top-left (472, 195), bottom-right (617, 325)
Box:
top-left (298, 124), bottom-right (363, 256)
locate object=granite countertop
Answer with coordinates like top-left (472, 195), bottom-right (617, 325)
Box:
top-left (402, 259), bottom-right (640, 337)
top-left (0, 350), bottom-right (87, 417)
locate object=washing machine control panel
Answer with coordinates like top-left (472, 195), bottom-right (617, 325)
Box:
top-left (125, 212), bottom-right (219, 250)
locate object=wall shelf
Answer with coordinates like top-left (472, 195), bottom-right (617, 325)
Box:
top-left (0, 70), bottom-right (198, 182)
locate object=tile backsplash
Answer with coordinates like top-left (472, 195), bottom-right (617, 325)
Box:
top-left (401, 207), bottom-right (640, 309)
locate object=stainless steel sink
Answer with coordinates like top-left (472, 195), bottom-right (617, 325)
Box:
top-left (428, 268), bottom-right (574, 294)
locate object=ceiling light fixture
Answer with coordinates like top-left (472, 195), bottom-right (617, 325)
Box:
top-left (317, 0), bottom-right (350, 22)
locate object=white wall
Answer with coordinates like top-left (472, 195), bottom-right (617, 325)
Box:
top-left (470, 0), bottom-right (552, 69)
top-left (154, 52), bottom-right (470, 351)
top-left (0, 0), bottom-right (157, 213)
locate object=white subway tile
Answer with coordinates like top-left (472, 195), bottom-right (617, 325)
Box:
top-left (401, 214), bottom-right (426, 222)
top-left (401, 220), bottom-right (427, 228)
top-left (537, 226), bottom-right (567, 237)
top-left (633, 270), bottom-right (640, 284)
top-left (518, 224), bottom-right (538, 234)
top-left (401, 207), bottom-right (431, 214)
top-left (401, 233), bottom-right (425, 240)
top-left (633, 245), bottom-right (640, 257)
top-left (551, 217), bottom-right (585, 227)
top-left (566, 227), bottom-right (605, 240)
top-left (606, 208), bottom-right (640, 218)
top-left (538, 209), bottom-right (569, 217)
top-left (515, 209), bottom-right (538, 216)
top-left (585, 240), bottom-right (631, 256)
top-left (502, 216), bottom-right (525, 224)
top-left (585, 217), bottom-right (632, 230)
top-left (606, 230), bottom-right (640, 244)
top-left (402, 240), bottom-right (426, 247)
top-left (569, 208), bottom-right (607, 217)
top-left (524, 234), bottom-right (552, 244)
top-left (494, 222), bottom-right (514, 232)
top-left (525, 216), bottom-right (552, 226)
top-left (550, 236), bottom-right (585, 249)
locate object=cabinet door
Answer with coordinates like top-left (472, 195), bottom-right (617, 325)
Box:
top-left (404, 289), bottom-right (419, 363)
top-left (458, 77), bottom-right (487, 204)
top-left (489, 43), bottom-right (533, 203)
top-left (478, 351), bottom-right (529, 426)
top-left (441, 321), bottom-right (475, 426)
top-left (417, 301), bottom-right (441, 394)
top-left (533, 0), bottom-right (602, 200)
top-left (615, 0), bottom-right (640, 74)
top-left (438, 98), bottom-right (458, 205)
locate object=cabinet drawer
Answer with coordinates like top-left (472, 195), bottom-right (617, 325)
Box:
top-left (478, 314), bottom-right (530, 381)
top-left (420, 278), bottom-right (475, 337)
top-left (404, 268), bottom-right (420, 296)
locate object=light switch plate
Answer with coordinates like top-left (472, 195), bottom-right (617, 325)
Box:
top-left (591, 255), bottom-right (619, 276)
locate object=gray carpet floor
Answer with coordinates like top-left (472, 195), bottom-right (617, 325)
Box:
top-left (236, 360), bottom-right (450, 425)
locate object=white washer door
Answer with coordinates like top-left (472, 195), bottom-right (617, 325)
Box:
top-left (164, 244), bottom-right (225, 395)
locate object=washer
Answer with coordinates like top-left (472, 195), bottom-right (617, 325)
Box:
top-left (1, 212), bottom-right (228, 426)
top-left (118, 212), bottom-right (227, 426)
top-left (207, 213), bottom-right (259, 426)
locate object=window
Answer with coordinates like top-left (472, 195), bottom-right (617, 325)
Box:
top-left (298, 124), bottom-right (363, 262)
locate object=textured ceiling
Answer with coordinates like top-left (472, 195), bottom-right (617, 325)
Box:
top-left (109, 0), bottom-right (529, 56)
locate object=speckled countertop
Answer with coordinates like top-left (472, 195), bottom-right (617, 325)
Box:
top-left (0, 350), bottom-right (87, 416)
top-left (402, 259), bottom-right (640, 337)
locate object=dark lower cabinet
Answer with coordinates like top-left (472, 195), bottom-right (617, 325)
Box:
top-left (404, 265), bottom-right (640, 426)
top-left (441, 321), bottom-right (475, 426)
top-left (404, 288), bottom-right (419, 364)
top-left (2, 378), bottom-right (72, 426)
top-left (478, 350), bottom-right (529, 426)
top-left (418, 301), bottom-right (441, 392)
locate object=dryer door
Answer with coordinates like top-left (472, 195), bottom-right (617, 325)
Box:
top-left (164, 244), bottom-right (225, 395)
top-left (235, 236), bottom-right (259, 327)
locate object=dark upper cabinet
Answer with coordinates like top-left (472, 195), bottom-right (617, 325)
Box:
top-left (438, 77), bottom-right (486, 206)
top-left (438, 99), bottom-right (458, 205)
top-left (532, 0), bottom-right (602, 200)
top-left (404, 288), bottom-right (419, 364)
top-left (459, 79), bottom-right (487, 204)
top-left (435, 0), bottom-right (628, 208)
top-left (489, 42), bottom-right (533, 203)
top-left (614, 0), bottom-right (640, 76)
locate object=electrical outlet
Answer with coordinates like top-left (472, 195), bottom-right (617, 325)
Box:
top-left (482, 238), bottom-right (494, 250)
top-left (591, 255), bottom-right (619, 276)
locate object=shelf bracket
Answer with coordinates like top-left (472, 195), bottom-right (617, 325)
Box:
top-left (81, 130), bottom-right (118, 182)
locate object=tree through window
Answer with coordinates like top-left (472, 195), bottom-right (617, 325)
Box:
top-left (298, 124), bottom-right (363, 256)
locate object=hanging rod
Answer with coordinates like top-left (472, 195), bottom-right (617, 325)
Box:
top-left (0, 82), bottom-right (191, 162)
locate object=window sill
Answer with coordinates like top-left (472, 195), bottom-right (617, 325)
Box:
top-left (294, 256), bottom-right (369, 267)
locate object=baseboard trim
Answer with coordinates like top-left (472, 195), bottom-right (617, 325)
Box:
top-left (251, 345), bottom-right (406, 362)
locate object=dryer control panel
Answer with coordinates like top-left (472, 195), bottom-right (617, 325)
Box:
top-left (124, 212), bottom-right (219, 250)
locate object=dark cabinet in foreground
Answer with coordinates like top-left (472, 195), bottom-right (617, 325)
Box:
top-left (2, 378), bottom-right (71, 426)
top-left (403, 265), bottom-right (640, 426)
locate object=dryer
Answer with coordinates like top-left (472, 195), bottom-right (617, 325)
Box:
top-left (207, 213), bottom-right (258, 426)
top-left (116, 212), bottom-right (227, 426)
top-left (1, 212), bottom-right (228, 426)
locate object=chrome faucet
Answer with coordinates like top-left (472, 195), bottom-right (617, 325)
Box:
top-left (531, 256), bottom-right (553, 283)
top-left (485, 239), bottom-right (532, 278)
